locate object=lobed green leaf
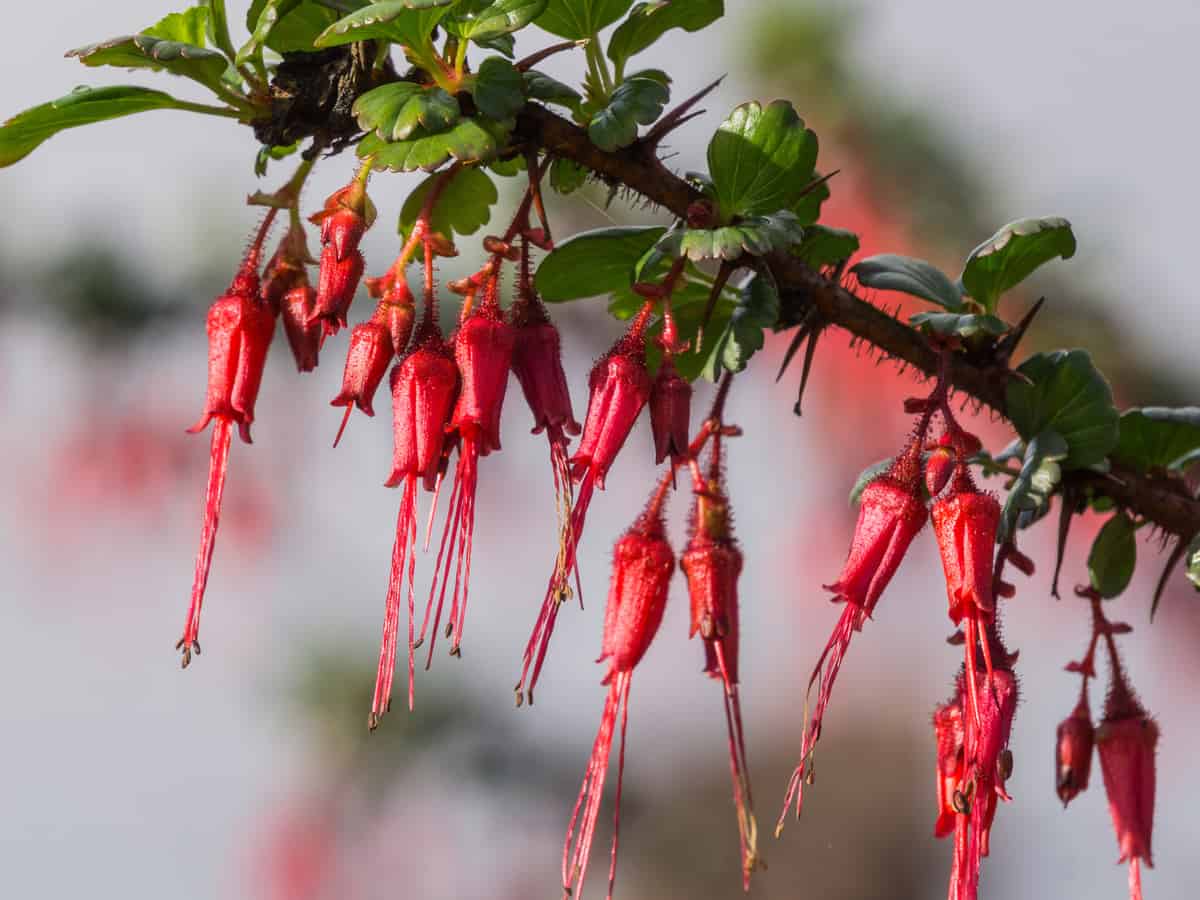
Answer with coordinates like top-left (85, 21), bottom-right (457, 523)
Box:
top-left (909, 311), bottom-right (1008, 341)
top-left (472, 57), bottom-right (526, 120)
top-left (793, 224), bottom-right (858, 269)
top-left (1112, 407), bottom-right (1200, 474)
top-left (707, 99), bottom-right (818, 219)
top-left (398, 166), bottom-right (499, 240)
top-left (316, 0), bottom-right (452, 48)
top-left (1006, 349), bottom-right (1119, 469)
top-left (607, 0), bottom-right (722, 72)
top-left (536, 0), bottom-right (635, 38)
top-left (997, 429), bottom-right (1068, 542)
top-left (353, 82), bottom-right (460, 141)
top-left (587, 75), bottom-right (669, 151)
top-left (536, 225), bottom-right (666, 301)
top-left (448, 0), bottom-right (548, 40)
top-left (357, 116), bottom-right (510, 171)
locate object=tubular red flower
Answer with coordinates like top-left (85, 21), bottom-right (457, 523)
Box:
top-left (311, 244), bottom-right (364, 335)
top-left (563, 481), bottom-right (673, 900)
top-left (1096, 634), bottom-right (1157, 898)
top-left (280, 285), bottom-right (322, 372)
top-left (779, 448), bottom-right (926, 827)
top-left (932, 480), bottom-right (1001, 626)
top-left (680, 442), bottom-right (759, 888)
top-left (179, 237), bottom-right (277, 666)
top-left (520, 309), bottom-right (654, 704)
top-left (649, 355), bottom-right (691, 465)
top-left (370, 319), bottom-right (458, 726)
top-left (933, 701), bottom-right (965, 839)
top-left (422, 289), bottom-right (516, 663)
top-left (1056, 697), bottom-right (1095, 807)
top-left (330, 312), bottom-right (395, 446)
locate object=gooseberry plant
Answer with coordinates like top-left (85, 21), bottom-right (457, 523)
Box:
top-left (4, 2), bottom-right (1198, 899)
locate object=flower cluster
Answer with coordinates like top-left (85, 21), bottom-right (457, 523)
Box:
top-left (1057, 587), bottom-right (1158, 900)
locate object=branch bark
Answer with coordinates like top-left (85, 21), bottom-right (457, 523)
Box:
top-left (513, 103), bottom-right (1200, 541)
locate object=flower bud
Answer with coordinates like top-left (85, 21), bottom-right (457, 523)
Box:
top-left (649, 356), bottom-right (691, 465)
top-left (925, 446), bottom-right (955, 497)
top-left (510, 298), bottom-right (579, 437)
top-left (280, 285), bottom-right (322, 372)
top-left (331, 318), bottom-right (393, 418)
top-left (1056, 701), bottom-right (1095, 807)
top-left (601, 499), bottom-right (674, 680)
top-left (311, 245), bottom-right (365, 335)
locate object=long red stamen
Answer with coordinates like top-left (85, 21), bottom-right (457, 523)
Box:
top-left (715, 640), bottom-right (758, 888)
top-left (424, 439), bottom-right (481, 664)
top-left (370, 477), bottom-right (417, 728)
top-left (778, 602), bottom-right (857, 829)
top-left (177, 417), bottom-right (234, 667)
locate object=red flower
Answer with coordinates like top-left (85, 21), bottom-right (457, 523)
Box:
top-left (679, 439), bottom-right (759, 888)
top-left (1097, 641), bottom-right (1157, 898)
top-left (932, 478), bottom-right (1001, 627)
top-left (519, 308), bottom-right (654, 704)
top-left (780, 446), bottom-right (926, 824)
top-left (933, 701), bottom-right (965, 839)
top-left (511, 288), bottom-right (584, 706)
top-left (649, 356), bottom-right (691, 465)
top-left (370, 311), bottom-right (458, 726)
top-left (366, 270), bottom-right (417, 357)
top-left (280, 285), bottom-right (322, 372)
top-left (564, 479), bottom-right (673, 900)
top-left (309, 180), bottom-right (375, 334)
top-left (1056, 697), bottom-right (1095, 808)
top-left (329, 310), bottom-right (395, 446)
top-left (422, 283), bottom-right (516, 664)
top-left (179, 236), bottom-right (277, 666)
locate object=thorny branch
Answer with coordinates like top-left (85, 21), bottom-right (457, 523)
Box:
top-left (510, 103), bottom-right (1200, 542)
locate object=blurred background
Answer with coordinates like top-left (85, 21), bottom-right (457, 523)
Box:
top-left (2, 2), bottom-right (1199, 898)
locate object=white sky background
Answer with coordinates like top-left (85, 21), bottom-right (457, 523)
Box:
top-left (1, 3), bottom-right (1199, 899)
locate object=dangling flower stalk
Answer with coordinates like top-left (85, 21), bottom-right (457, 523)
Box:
top-left (368, 166), bottom-right (461, 725)
top-left (177, 205), bottom-right (281, 666)
top-left (680, 373), bottom-right (759, 888)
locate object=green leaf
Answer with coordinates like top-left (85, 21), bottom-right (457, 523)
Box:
top-left (357, 116), bottom-right (510, 171)
top-left (536, 225), bottom-right (666, 301)
top-left (1006, 349), bottom-right (1119, 469)
top-left (850, 458), bottom-right (895, 505)
top-left (353, 83), bottom-right (460, 141)
top-left (472, 57), bottom-right (525, 120)
top-left (267, 2), bottom-right (340, 52)
top-left (449, 0), bottom-right (547, 40)
top-left (145, 6), bottom-right (212, 44)
top-left (523, 70), bottom-right (581, 109)
top-left (239, 0), bottom-right (303, 64)
top-left (851, 254), bottom-right (963, 310)
top-left (0, 86), bottom-right (206, 168)
top-left (587, 75), bottom-right (669, 152)
top-left (316, 0), bottom-right (452, 48)
top-left (398, 166), bottom-right (499, 240)
top-left (677, 211), bottom-right (804, 261)
top-left (607, 0), bottom-right (722, 71)
top-left (792, 173), bottom-right (829, 225)
top-left (1088, 513), bottom-right (1138, 599)
top-left (204, 0), bottom-right (238, 59)
top-left (909, 311), bottom-right (1008, 341)
top-left (549, 156), bottom-right (588, 193)
top-left (1186, 534), bottom-right (1200, 591)
top-left (68, 26), bottom-right (231, 98)
top-left (961, 216), bottom-right (1076, 313)
top-left (706, 99), bottom-right (819, 219)
top-left (998, 429), bottom-right (1068, 542)
top-left (703, 268), bottom-right (781, 378)
top-left (255, 139), bottom-right (301, 175)
top-left (488, 154), bottom-right (526, 176)
top-left (1113, 407), bottom-right (1200, 473)
top-left (537, 0), bottom-right (634, 38)
top-left (793, 224), bottom-right (858, 269)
